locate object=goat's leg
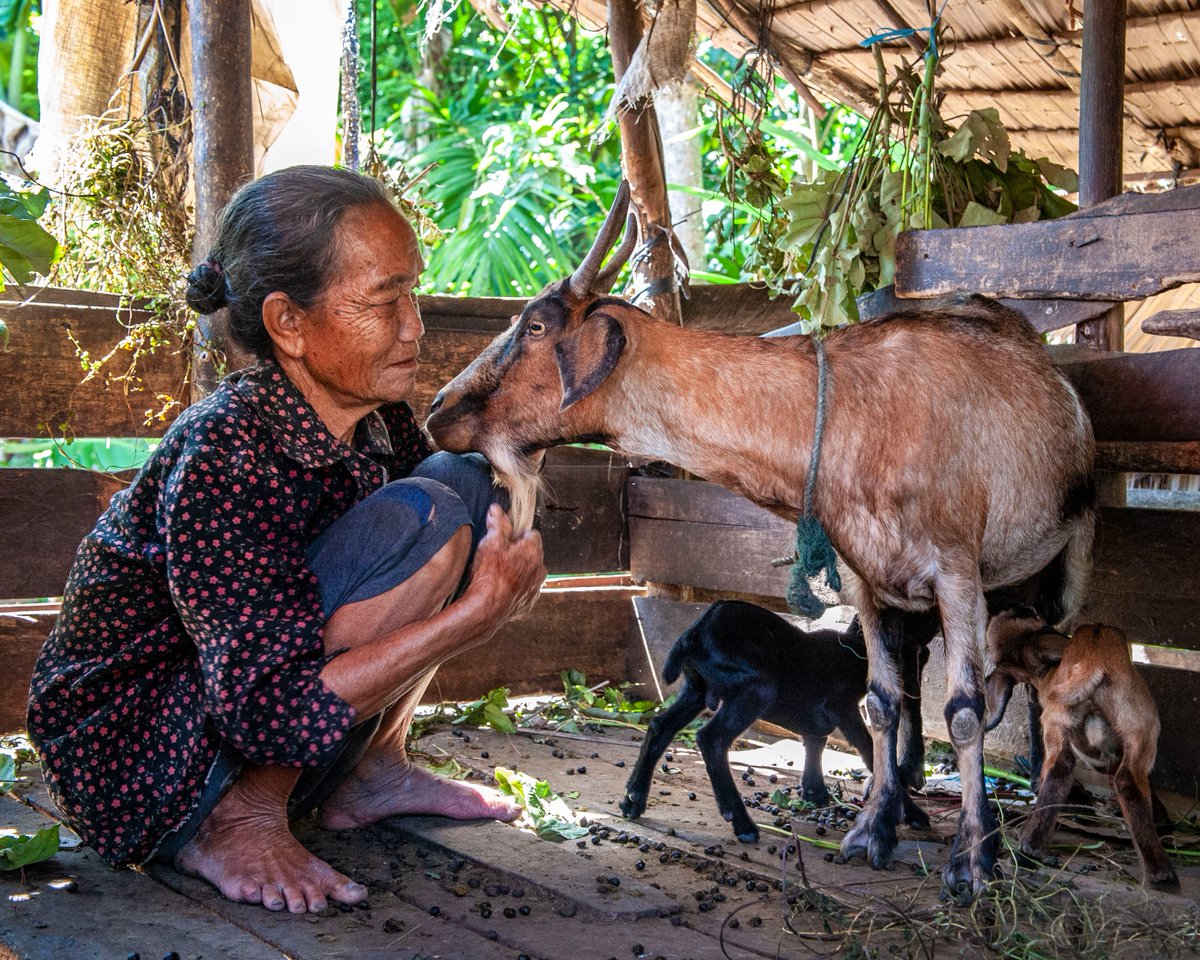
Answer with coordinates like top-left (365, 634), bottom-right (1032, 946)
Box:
top-left (1112, 757), bottom-right (1178, 887)
top-left (898, 613), bottom-right (936, 792)
top-left (1020, 723), bottom-right (1074, 865)
top-left (937, 570), bottom-right (1000, 902)
top-left (1026, 686), bottom-right (1045, 793)
top-left (840, 607), bottom-right (906, 871)
top-left (800, 736), bottom-right (832, 807)
top-left (695, 692), bottom-right (771, 843)
top-left (620, 679), bottom-right (706, 820)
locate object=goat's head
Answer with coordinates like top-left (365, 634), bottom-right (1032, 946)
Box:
top-left (426, 181), bottom-right (646, 530)
top-left (984, 606), bottom-right (1069, 730)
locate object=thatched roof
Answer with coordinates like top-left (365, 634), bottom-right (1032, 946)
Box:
top-left (542, 0), bottom-right (1200, 351)
top-left (554, 0), bottom-right (1200, 185)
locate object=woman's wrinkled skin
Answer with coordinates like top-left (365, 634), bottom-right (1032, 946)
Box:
top-left (173, 203), bottom-right (547, 914)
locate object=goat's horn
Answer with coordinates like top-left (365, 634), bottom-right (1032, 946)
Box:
top-left (568, 180), bottom-right (632, 299)
top-left (593, 212), bottom-right (639, 293)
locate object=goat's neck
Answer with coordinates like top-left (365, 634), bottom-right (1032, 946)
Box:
top-left (599, 325), bottom-right (819, 512)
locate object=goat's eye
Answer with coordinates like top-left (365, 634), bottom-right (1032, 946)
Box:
top-left (526, 320), bottom-right (546, 336)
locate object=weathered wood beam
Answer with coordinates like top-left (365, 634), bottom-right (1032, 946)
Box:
top-left (1094, 441), bottom-right (1200, 475)
top-left (851, 285), bottom-right (1115, 334)
top-left (1075, 0), bottom-right (1126, 351)
top-left (627, 478), bottom-right (1200, 656)
top-left (188, 0), bottom-right (254, 396)
top-left (0, 301), bottom-right (190, 438)
top-left (607, 0), bottom-right (682, 326)
top-left (893, 197), bottom-right (1200, 302)
top-left (0, 447), bottom-right (629, 602)
top-left (1141, 309), bottom-right (1200, 341)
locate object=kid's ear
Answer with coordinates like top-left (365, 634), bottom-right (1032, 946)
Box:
top-left (554, 312), bottom-right (625, 411)
top-left (984, 670), bottom-right (1016, 731)
top-left (262, 291), bottom-right (306, 359)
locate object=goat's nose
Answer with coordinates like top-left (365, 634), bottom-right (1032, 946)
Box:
top-left (429, 389), bottom-right (445, 415)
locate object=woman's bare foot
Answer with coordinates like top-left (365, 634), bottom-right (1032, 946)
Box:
top-left (173, 767), bottom-right (367, 914)
top-left (319, 754), bottom-right (520, 830)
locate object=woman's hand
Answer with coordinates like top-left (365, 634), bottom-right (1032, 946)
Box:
top-left (463, 504), bottom-right (546, 629)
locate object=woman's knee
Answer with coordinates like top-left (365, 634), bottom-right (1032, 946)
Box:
top-left (411, 452), bottom-right (505, 527)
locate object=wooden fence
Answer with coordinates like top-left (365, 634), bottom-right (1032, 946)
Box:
top-left (2, 277), bottom-right (1199, 795)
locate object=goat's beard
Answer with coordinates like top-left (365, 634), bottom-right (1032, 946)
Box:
top-left (483, 441), bottom-right (545, 533)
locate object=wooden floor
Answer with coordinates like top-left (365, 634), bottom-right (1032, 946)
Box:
top-left (2, 723), bottom-right (1198, 960)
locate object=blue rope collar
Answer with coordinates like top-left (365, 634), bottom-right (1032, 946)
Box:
top-left (774, 337), bottom-right (841, 618)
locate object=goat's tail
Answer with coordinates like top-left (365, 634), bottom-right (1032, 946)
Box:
top-left (1039, 508), bottom-right (1096, 630)
top-left (663, 621), bottom-right (702, 685)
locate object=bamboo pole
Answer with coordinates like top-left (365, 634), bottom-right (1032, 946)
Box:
top-left (188, 0), bottom-right (254, 398)
top-left (606, 0), bottom-right (682, 326)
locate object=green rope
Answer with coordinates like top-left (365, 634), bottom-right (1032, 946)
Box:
top-left (784, 337), bottom-right (840, 618)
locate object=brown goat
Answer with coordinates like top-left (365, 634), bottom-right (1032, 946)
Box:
top-left (426, 183), bottom-right (1096, 900)
top-left (986, 609), bottom-right (1177, 887)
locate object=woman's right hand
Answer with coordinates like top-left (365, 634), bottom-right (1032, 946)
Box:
top-left (463, 504), bottom-right (546, 630)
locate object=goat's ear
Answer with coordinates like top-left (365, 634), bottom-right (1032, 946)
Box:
top-left (555, 312), bottom-right (625, 411)
top-left (984, 669), bottom-right (1016, 731)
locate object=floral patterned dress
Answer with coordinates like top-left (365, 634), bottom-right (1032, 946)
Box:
top-left (27, 361), bottom-right (432, 867)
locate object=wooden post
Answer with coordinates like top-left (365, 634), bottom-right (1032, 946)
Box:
top-left (606, 0), bottom-right (682, 327)
top-left (1074, 0), bottom-right (1126, 353)
top-left (189, 0), bottom-right (254, 398)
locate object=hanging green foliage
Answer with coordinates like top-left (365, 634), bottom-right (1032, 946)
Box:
top-left (767, 41), bottom-right (1078, 333)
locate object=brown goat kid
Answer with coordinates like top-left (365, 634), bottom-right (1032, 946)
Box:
top-left (986, 609), bottom-right (1177, 887)
top-left (426, 183), bottom-right (1096, 900)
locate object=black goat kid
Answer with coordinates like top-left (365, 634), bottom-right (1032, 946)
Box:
top-left (620, 601), bottom-right (930, 842)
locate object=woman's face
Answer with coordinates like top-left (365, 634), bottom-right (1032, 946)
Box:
top-left (294, 202), bottom-right (426, 410)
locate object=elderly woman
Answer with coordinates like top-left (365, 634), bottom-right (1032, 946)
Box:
top-left (27, 166), bottom-right (546, 914)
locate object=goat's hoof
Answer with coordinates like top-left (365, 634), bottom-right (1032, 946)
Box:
top-left (801, 787), bottom-right (832, 807)
top-left (619, 794), bottom-right (646, 819)
top-left (1149, 866), bottom-right (1180, 888)
top-left (1017, 842), bottom-right (1057, 869)
top-left (841, 817), bottom-right (897, 870)
top-left (735, 828), bottom-right (760, 844)
top-left (941, 826), bottom-right (1001, 902)
top-left (902, 795), bottom-right (931, 831)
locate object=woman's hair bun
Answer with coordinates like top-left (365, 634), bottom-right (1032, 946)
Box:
top-left (185, 261), bottom-right (230, 314)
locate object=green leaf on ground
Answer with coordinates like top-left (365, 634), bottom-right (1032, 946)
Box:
top-left (493, 767), bottom-right (589, 841)
top-left (0, 825), bottom-right (60, 871)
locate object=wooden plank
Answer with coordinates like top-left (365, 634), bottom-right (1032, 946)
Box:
top-left (0, 796), bottom-right (285, 960)
top-left (0, 302), bottom-right (190, 438)
top-left (852, 285), bottom-right (1116, 335)
top-left (625, 595), bottom-right (708, 699)
top-left (628, 478), bottom-right (1200, 652)
top-left (1142, 308), bottom-right (1200, 341)
top-left (0, 287), bottom-right (158, 310)
top-left (0, 469), bottom-right (130, 602)
top-left (0, 447), bottom-right (625, 605)
top-left (539, 447), bottom-right (630, 575)
top-left (626, 476), bottom-right (804, 599)
top-left (0, 586), bottom-right (640, 734)
top-left (893, 206), bottom-right (1200, 302)
top-left (1095, 441), bottom-right (1200, 475)
top-left (1080, 507), bottom-right (1200, 652)
top-left (1057, 349), bottom-right (1200, 442)
top-left (422, 584), bottom-right (641, 703)
top-left (0, 607), bottom-right (55, 731)
top-left (680, 283), bottom-right (797, 334)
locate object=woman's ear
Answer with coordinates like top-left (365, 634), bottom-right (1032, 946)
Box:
top-left (262, 291), bottom-right (306, 360)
